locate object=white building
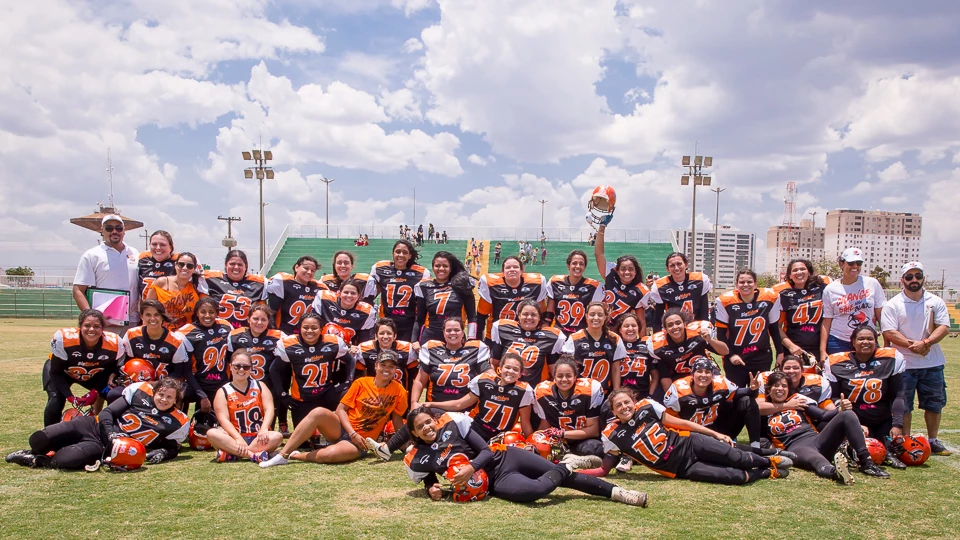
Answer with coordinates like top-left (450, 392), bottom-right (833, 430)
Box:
top-left (765, 219), bottom-right (826, 275)
top-left (675, 226), bottom-right (755, 289)
top-left (824, 210), bottom-right (922, 276)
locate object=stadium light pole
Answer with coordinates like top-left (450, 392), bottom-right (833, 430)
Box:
top-left (681, 152), bottom-right (712, 272)
top-left (538, 199), bottom-right (548, 232)
top-left (319, 177), bottom-right (335, 238)
top-left (710, 187), bottom-right (725, 288)
top-left (242, 149), bottom-right (274, 269)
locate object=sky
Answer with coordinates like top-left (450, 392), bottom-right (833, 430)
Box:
top-left (1, 0), bottom-right (959, 285)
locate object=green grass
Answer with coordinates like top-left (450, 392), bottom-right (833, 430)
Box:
top-left (2, 319), bottom-right (959, 539)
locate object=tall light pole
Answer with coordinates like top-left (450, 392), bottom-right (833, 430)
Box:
top-left (681, 151), bottom-right (713, 272)
top-left (538, 199), bottom-right (548, 232)
top-left (319, 177), bottom-right (335, 238)
top-left (242, 148), bottom-right (274, 268)
top-left (710, 187), bottom-right (725, 288)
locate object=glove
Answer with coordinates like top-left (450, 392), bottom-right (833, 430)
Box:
top-left (146, 449), bottom-right (167, 464)
top-left (598, 212), bottom-right (614, 226)
top-left (543, 427), bottom-right (565, 440)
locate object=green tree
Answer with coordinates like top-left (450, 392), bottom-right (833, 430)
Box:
top-left (811, 257), bottom-right (843, 280)
top-left (757, 273), bottom-right (779, 288)
top-left (870, 265), bottom-right (890, 288)
top-left (5, 266), bottom-right (35, 287)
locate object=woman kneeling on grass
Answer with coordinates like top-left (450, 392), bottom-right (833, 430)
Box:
top-left (260, 350), bottom-right (408, 467)
top-left (578, 389), bottom-right (793, 485)
top-left (206, 350), bottom-right (284, 463)
top-left (403, 408), bottom-right (648, 506)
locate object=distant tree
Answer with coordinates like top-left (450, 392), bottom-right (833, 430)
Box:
top-left (5, 266), bottom-right (35, 287)
top-left (869, 265), bottom-right (890, 288)
top-left (810, 257), bottom-right (843, 280)
top-left (757, 273), bottom-right (779, 288)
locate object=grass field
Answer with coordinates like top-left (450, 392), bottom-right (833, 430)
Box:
top-left (2, 319), bottom-right (959, 539)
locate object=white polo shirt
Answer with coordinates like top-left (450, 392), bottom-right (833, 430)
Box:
top-left (880, 290), bottom-right (950, 369)
top-left (74, 242), bottom-right (140, 323)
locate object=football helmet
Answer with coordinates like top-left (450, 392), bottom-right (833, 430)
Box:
top-left (104, 437), bottom-right (147, 471)
top-left (488, 431), bottom-right (527, 452)
top-left (444, 453), bottom-right (489, 503)
top-left (62, 389), bottom-right (100, 421)
top-left (864, 438), bottom-right (886, 465)
top-left (61, 408), bottom-right (84, 422)
top-left (585, 185), bottom-right (617, 230)
top-left (121, 359), bottom-right (155, 384)
top-left (893, 435), bottom-right (931, 466)
top-left (188, 411), bottom-right (218, 451)
top-left (527, 430), bottom-right (568, 463)
top-left (322, 322), bottom-right (356, 344)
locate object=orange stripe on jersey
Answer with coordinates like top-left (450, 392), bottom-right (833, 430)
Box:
top-left (125, 327), bottom-right (145, 340)
top-left (572, 378), bottom-right (594, 397)
top-left (772, 281), bottom-right (792, 294)
top-left (827, 351), bottom-right (853, 366)
top-left (322, 334), bottom-right (341, 345)
top-left (716, 291), bottom-right (741, 308)
top-left (874, 348), bottom-right (897, 359)
top-left (319, 290), bottom-right (338, 303)
top-left (521, 273), bottom-right (543, 284)
top-left (569, 329), bottom-right (588, 341)
top-left (163, 332), bottom-right (184, 348)
top-left (687, 272), bottom-right (706, 282)
top-left (245, 274), bottom-right (266, 284)
top-left (204, 270), bottom-right (225, 280)
top-left (549, 275), bottom-right (566, 284)
top-left (671, 377), bottom-right (695, 397)
top-left (485, 274), bottom-right (505, 286)
top-left (59, 328), bottom-right (81, 348)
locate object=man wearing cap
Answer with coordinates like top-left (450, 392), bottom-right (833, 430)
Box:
top-left (72, 215), bottom-right (140, 332)
top-left (880, 262), bottom-right (952, 455)
top-left (819, 248), bottom-right (886, 357)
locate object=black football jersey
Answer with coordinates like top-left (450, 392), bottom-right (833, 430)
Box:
top-left (619, 338), bottom-right (656, 397)
top-left (311, 291), bottom-right (376, 345)
top-left (414, 279), bottom-right (475, 337)
top-left (561, 329), bottom-right (626, 395)
top-left (203, 271), bottom-right (267, 328)
top-left (644, 272), bottom-right (713, 330)
top-left (490, 319), bottom-right (565, 385)
top-left (547, 275), bottom-right (604, 335)
top-left (646, 321), bottom-right (717, 381)
top-left (773, 278), bottom-right (830, 352)
top-left (663, 375), bottom-right (738, 428)
top-left (765, 405), bottom-right (818, 449)
top-left (179, 319), bottom-right (233, 388)
top-left (137, 252), bottom-right (177, 299)
top-left (533, 378), bottom-right (604, 431)
top-left (121, 326), bottom-right (188, 379)
top-left (403, 413), bottom-right (477, 483)
top-left (601, 400), bottom-right (689, 478)
top-left (602, 262), bottom-right (650, 326)
top-left (365, 261), bottom-right (431, 329)
top-left (714, 289), bottom-right (781, 361)
top-left (116, 382), bottom-right (190, 448)
top-left (757, 372), bottom-right (832, 406)
top-left (468, 372), bottom-right (535, 435)
top-left (824, 348), bottom-right (905, 426)
top-left (228, 327), bottom-right (283, 382)
top-left (276, 334), bottom-right (348, 402)
top-left (50, 328), bottom-right (124, 383)
top-left (320, 272), bottom-right (371, 295)
top-left (477, 272), bottom-right (548, 337)
top-left (266, 272), bottom-right (328, 334)
top-left (418, 340), bottom-right (489, 405)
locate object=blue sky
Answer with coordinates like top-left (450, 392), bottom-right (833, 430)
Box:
top-left (1, 0), bottom-right (958, 285)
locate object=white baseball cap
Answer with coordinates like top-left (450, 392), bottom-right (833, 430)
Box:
top-left (101, 214), bottom-right (123, 226)
top-left (840, 248), bottom-right (864, 263)
top-left (901, 261), bottom-right (924, 277)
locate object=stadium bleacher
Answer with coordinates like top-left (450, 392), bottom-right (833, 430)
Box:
top-left (266, 238), bottom-right (469, 278)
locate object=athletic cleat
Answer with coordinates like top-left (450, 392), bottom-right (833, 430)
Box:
top-left (769, 455), bottom-right (793, 470)
top-left (616, 455), bottom-right (633, 473)
top-left (365, 437), bottom-right (392, 462)
top-left (768, 467), bottom-right (790, 479)
top-left (249, 451), bottom-right (270, 463)
top-left (859, 461), bottom-right (890, 478)
top-left (929, 439), bottom-right (952, 456)
top-left (611, 486), bottom-right (648, 507)
top-left (560, 454), bottom-right (602, 469)
top-left (833, 451), bottom-right (854, 485)
top-left (213, 450), bottom-right (238, 463)
top-left (5, 450), bottom-right (38, 468)
top-left (884, 453), bottom-right (907, 470)
top-left (259, 453), bottom-right (290, 468)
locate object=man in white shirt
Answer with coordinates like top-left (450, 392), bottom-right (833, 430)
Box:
top-left (880, 261), bottom-right (951, 456)
top-left (72, 215), bottom-right (140, 332)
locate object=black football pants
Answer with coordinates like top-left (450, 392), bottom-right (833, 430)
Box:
top-left (678, 433), bottom-right (770, 485)
top-left (790, 410), bottom-right (871, 478)
top-left (489, 447), bottom-right (613, 503)
top-left (41, 360), bottom-right (107, 427)
top-left (714, 395), bottom-right (762, 445)
top-left (29, 416), bottom-right (104, 470)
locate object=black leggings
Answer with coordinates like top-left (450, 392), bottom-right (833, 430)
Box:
top-left (28, 416), bottom-right (105, 469)
top-left (490, 447), bottom-right (614, 503)
top-left (568, 438), bottom-right (605, 458)
top-left (788, 410), bottom-right (869, 478)
top-left (678, 433), bottom-right (771, 485)
top-left (41, 360), bottom-right (106, 427)
top-left (723, 359), bottom-right (771, 388)
top-left (714, 395), bottom-right (762, 445)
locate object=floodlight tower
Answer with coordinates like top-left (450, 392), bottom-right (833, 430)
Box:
top-left (681, 149), bottom-right (713, 272)
top-left (242, 148), bottom-right (274, 268)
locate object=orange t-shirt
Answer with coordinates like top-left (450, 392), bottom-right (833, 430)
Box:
top-left (150, 281), bottom-right (202, 331)
top-left (339, 377), bottom-right (408, 439)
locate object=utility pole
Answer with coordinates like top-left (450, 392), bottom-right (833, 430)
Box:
top-left (319, 177), bottom-right (335, 238)
top-left (413, 188), bottom-right (417, 228)
top-left (710, 187), bottom-right (725, 288)
top-left (538, 199), bottom-right (548, 232)
top-left (139, 229), bottom-right (150, 251)
top-left (808, 210), bottom-right (819, 227)
top-left (218, 216), bottom-right (242, 251)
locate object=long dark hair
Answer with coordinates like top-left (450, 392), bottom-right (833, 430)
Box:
top-left (225, 249), bottom-right (249, 268)
top-left (392, 239), bottom-right (419, 266)
top-left (614, 254), bottom-right (643, 285)
top-left (433, 251), bottom-right (473, 302)
top-left (406, 406), bottom-right (439, 445)
top-left (764, 371), bottom-right (791, 402)
top-left (139, 299), bottom-right (172, 324)
top-left (77, 309), bottom-right (106, 329)
top-left (193, 297), bottom-right (222, 327)
top-left (785, 258), bottom-right (825, 289)
top-left (175, 251), bottom-right (202, 289)
top-left (331, 251), bottom-right (355, 288)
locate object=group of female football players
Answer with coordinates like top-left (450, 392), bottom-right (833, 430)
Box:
top-left (5, 225), bottom-right (923, 506)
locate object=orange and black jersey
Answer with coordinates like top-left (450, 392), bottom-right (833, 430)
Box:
top-left (619, 338), bottom-right (656, 397)
top-left (602, 262), bottom-right (650, 326)
top-left (203, 271), bottom-right (267, 328)
top-left (773, 277), bottom-right (831, 352)
top-left (311, 290), bottom-right (376, 345)
top-left (266, 272), bottom-right (328, 335)
top-left (757, 371), bottom-right (832, 407)
top-left (601, 400), bottom-right (689, 478)
top-left (765, 402), bottom-right (820, 449)
top-left (404, 413), bottom-right (478, 484)
top-left (467, 372), bottom-right (535, 437)
top-left (546, 275), bottom-right (604, 335)
top-left (220, 379), bottom-right (266, 436)
top-left (663, 375), bottom-right (740, 428)
top-left (107, 381), bottom-right (190, 448)
top-left (364, 261), bottom-right (431, 330)
top-left (418, 340), bottom-right (490, 405)
top-left (228, 327), bottom-right (283, 382)
top-left (354, 339), bottom-right (418, 390)
top-left (413, 279), bottom-right (477, 340)
top-left (179, 319), bottom-right (233, 392)
top-left (137, 252), bottom-right (177, 299)
top-left (824, 348), bottom-right (906, 426)
top-left (320, 272), bottom-right (371, 296)
top-left (561, 329), bottom-right (626, 395)
top-left (275, 334), bottom-right (349, 402)
top-left (121, 326), bottom-right (188, 380)
top-left (714, 289), bottom-right (782, 361)
top-left (644, 272), bottom-right (713, 331)
top-left (646, 321), bottom-right (719, 381)
top-left (489, 320), bottom-right (565, 386)
top-left (50, 328), bottom-right (124, 383)
top-left (477, 272), bottom-right (548, 338)
top-left (533, 378), bottom-right (604, 431)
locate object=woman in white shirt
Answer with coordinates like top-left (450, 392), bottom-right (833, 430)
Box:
top-left (819, 248), bottom-right (886, 358)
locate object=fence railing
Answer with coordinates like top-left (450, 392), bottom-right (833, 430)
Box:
top-left (284, 224), bottom-right (678, 245)
top-left (0, 275), bottom-right (75, 289)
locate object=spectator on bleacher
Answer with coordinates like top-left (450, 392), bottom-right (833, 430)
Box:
top-left (73, 214), bottom-right (140, 334)
top-left (494, 243), bottom-right (502, 265)
top-left (413, 251), bottom-right (477, 343)
top-left (880, 261), bottom-right (952, 456)
top-left (441, 231), bottom-right (448, 244)
top-left (531, 248), bottom-right (538, 266)
top-left (428, 223), bottom-right (435, 242)
top-left (399, 225), bottom-right (404, 239)
top-left (435, 232), bottom-right (441, 243)
top-left (320, 251), bottom-right (371, 297)
top-left (203, 250), bottom-right (267, 329)
top-left (593, 224), bottom-right (648, 333)
top-left (588, 232), bottom-right (596, 247)
top-left (355, 234), bottom-right (366, 247)
top-left (146, 252), bottom-right (204, 331)
top-left (540, 232), bottom-right (547, 246)
top-left (363, 234), bottom-right (370, 245)
top-left (541, 245), bottom-right (547, 266)
top-left (137, 230), bottom-right (177, 300)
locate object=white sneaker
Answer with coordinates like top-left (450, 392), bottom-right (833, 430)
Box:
top-left (611, 486), bottom-right (648, 507)
top-left (616, 455), bottom-right (633, 473)
top-left (259, 453), bottom-right (290, 468)
top-left (365, 437), bottom-right (392, 462)
top-left (560, 453), bottom-right (602, 469)
top-left (833, 451), bottom-right (854, 486)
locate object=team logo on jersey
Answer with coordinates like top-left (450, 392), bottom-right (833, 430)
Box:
top-left (309, 347), bottom-right (315, 353)
top-left (162, 416), bottom-right (172, 424)
top-left (87, 352), bottom-right (94, 359)
top-left (570, 398), bottom-right (581, 406)
top-left (151, 408), bottom-right (158, 414)
top-left (71, 351), bottom-right (82, 358)
top-left (239, 337), bottom-right (248, 344)
top-left (522, 287), bottom-right (530, 293)
top-left (678, 346), bottom-right (686, 353)
top-left (731, 305), bottom-right (740, 311)
top-left (678, 285), bottom-right (685, 292)
top-left (578, 287), bottom-right (589, 292)
top-left (149, 344), bottom-right (156, 351)
top-left (440, 431), bottom-right (452, 442)
top-left (159, 347), bottom-right (169, 354)
top-left (603, 344), bottom-right (611, 350)
top-left (701, 397), bottom-right (709, 405)
top-left (292, 283), bottom-right (302, 290)
top-left (351, 313), bottom-right (362, 319)
top-left (208, 329), bottom-right (214, 335)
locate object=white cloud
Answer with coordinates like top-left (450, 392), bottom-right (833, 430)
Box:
top-left (848, 181), bottom-right (874, 195)
top-left (402, 38), bottom-right (424, 53)
top-left (467, 154), bottom-right (487, 166)
top-left (881, 195), bottom-right (907, 206)
top-left (877, 161), bottom-right (910, 183)
top-left (337, 52), bottom-right (401, 85)
top-left (379, 88), bottom-right (423, 121)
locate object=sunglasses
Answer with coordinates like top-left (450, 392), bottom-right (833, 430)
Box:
top-left (103, 225), bottom-right (124, 232)
top-left (176, 262), bottom-right (197, 270)
top-left (844, 261), bottom-right (863, 266)
top-left (903, 273), bottom-right (924, 282)
top-left (232, 364), bottom-right (252, 370)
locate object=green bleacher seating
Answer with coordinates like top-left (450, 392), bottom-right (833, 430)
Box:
top-left (266, 238), bottom-right (468, 278)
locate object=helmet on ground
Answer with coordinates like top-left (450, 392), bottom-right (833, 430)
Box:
top-left (864, 438), bottom-right (886, 465)
top-left (527, 430), bottom-right (568, 462)
top-left (104, 437), bottom-right (147, 471)
top-left (189, 411), bottom-right (218, 450)
top-left (896, 435), bottom-right (931, 466)
top-left (444, 453), bottom-right (489, 503)
top-left (61, 408), bottom-right (84, 422)
top-left (122, 359), bottom-right (155, 383)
